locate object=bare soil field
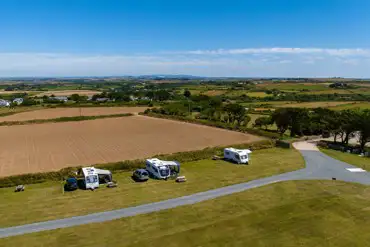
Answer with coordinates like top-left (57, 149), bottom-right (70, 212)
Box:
top-left (0, 107), bottom-right (147, 122)
top-left (35, 90), bottom-right (100, 96)
top-left (0, 116), bottom-right (261, 176)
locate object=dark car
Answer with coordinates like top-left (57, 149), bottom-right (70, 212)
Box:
top-left (64, 178), bottom-right (78, 191)
top-left (132, 169), bottom-right (149, 182)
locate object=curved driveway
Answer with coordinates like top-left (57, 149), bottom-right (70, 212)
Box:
top-left (1, 141), bottom-right (370, 238)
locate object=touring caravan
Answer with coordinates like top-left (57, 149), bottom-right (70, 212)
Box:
top-left (224, 148), bottom-right (252, 164)
top-left (80, 167), bottom-right (112, 189)
top-left (145, 158), bottom-right (180, 180)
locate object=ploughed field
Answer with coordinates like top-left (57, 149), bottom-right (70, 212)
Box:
top-left (0, 115), bottom-right (261, 177)
top-left (0, 107), bottom-right (147, 122)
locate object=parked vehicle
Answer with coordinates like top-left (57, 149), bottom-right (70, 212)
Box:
top-left (224, 148), bottom-right (252, 164)
top-left (132, 169), bottom-right (149, 182)
top-left (78, 167), bottom-right (112, 190)
top-left (64, 178), bottom-right (78, 191)
top-left (145, 158), bottom-right (180, 180)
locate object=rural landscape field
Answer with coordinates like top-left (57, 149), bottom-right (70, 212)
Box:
top-left (0, 106), bottom-right (147, 122)
top-left (0, 114), bottom-right (261, 176)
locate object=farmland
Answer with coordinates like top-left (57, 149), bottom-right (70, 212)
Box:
top-left (35, 90), bottom-right (100, 97)
top-left (2, 180), bottom-right (370, 247)
top-left (0, 115), bottom-right (262, 177)
top-left (0, 106), bottom-right (147, 122)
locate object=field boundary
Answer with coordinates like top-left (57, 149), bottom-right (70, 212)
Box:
top-left (0, 113), bottom-right (133, 127)
top-left (140, 112), bottom-right (281, 139)
top-left (0, 139), bottom-right (275, 188)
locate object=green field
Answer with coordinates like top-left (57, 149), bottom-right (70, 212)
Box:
top-left (328, 102), bottom-right (370, 110)
top-left (320, 148), bottom-right (370, 171)
top-left (0, 148), bottom-right (303, 228)
top-left (3, 180), bottom-right (370, 247)
top-left (256, 83), bottom-right (330, 91)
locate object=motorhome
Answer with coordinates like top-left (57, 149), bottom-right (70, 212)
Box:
top-left (79, 167), bottom-right (112, 189)
top-left (145, 158), bottom-right (180, 180)
top-left (224, 148), bottom-right (252, 164)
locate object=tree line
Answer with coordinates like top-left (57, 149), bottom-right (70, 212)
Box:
top-left (254, 108), bottom-right (370, 150)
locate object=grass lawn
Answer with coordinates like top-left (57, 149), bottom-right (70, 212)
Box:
top-left (0, 148), bottom-right (303, 228)
top-left (3, 180), bottom-right (370, 247)
top-left (320, 148), bottom-right (370, 171)
top-left (247, 113), bottom-right (265, 127)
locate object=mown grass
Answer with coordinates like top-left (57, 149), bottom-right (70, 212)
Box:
top-left (2, 180), bottom-right (370, 247)
top-left (320, 148), bottom-right (370, 171)
top-left (0, 148), bottom-right (304, 228)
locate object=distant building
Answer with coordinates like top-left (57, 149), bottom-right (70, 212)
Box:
top-left (129, 95), bottom-right (138, 101)
top-left (96, 98), bottom-right (109, 102)
top-left (13, 98), bottom-right (24, 105)
top-left (50, 96), bottom-right (68, 102)
top-left (0, 99), bottom-right (11, 107)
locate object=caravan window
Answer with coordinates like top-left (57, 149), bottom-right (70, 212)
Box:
top-left (86, 175), bottom-right (98, 184)
top-left (235, 154), bottom-right (240, 160)
top-left (225, 151), bottom-right (230, 155)
top-left (241, 155), bottom-right (248, 159)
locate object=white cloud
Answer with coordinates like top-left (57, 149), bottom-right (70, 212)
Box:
top-left (1, 48), bottom-right (370, 77)
top-left (183, 47), bottom-right (370, 57)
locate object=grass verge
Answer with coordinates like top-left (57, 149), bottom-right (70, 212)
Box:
top-left (320, 148), bottom-right (370, 171)
top-left (2, 180), bottom-right (370, 247)
top-left (0, 147), bottom-right (303, 227)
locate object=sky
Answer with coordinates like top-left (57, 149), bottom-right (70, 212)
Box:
top-left (0, 0), bottom-right (370, 77)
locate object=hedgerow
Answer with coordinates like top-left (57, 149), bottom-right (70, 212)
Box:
top-left (0, 113), bottom-right (133, 127)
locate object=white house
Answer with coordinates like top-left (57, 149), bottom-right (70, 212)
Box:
top-left (50, 96), bottom-right (68, 102)
top-left (0, 99), bottom-right (11, 107)
top-left (12, 98), bottom-right (24, 105)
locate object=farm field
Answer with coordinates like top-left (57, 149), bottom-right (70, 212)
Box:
top-left (0, 115), bottom-right (262, 177)
top-left (0, 106), bottom-right (147, 122)
top-left (3, 180), bottom-right (370, 247)
top-left (35, 90), bottom-right (101, 96)
top-left (275, 101), bottom-right (356, 108)
top-left (0, 147), bottom-right (303, 227)
top-left (255, 82), bottom-right (330, 91)
top-left (328, 102), bottom-right (370, 110)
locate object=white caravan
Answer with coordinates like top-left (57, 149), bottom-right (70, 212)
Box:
top-left (80, 167), bottom-right (112, 189)
top-left (224, 148), bottom-right (252, 164)
top-left (145, 158), bottom-right (180, 180)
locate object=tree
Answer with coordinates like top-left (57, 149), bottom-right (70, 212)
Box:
top-left (271, 108), bottom-right (309, 137)
top-left (70, 94), bottom-right (81, 102)
top-left (271, 109), bottom-right (290, 135)
top-left (339, 110), bottom-right (358, 145)
top-left (355, 110), bottom-right (370, 151)
top-left (223, 104), bottom-right (246, 125)
top-left (254, 116), bottom-right (272, 130)
top-left (183, 90), bottom-right (191, 98)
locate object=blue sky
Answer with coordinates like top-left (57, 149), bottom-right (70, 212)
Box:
top-left (0, 0), bottom-right (370, 77)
